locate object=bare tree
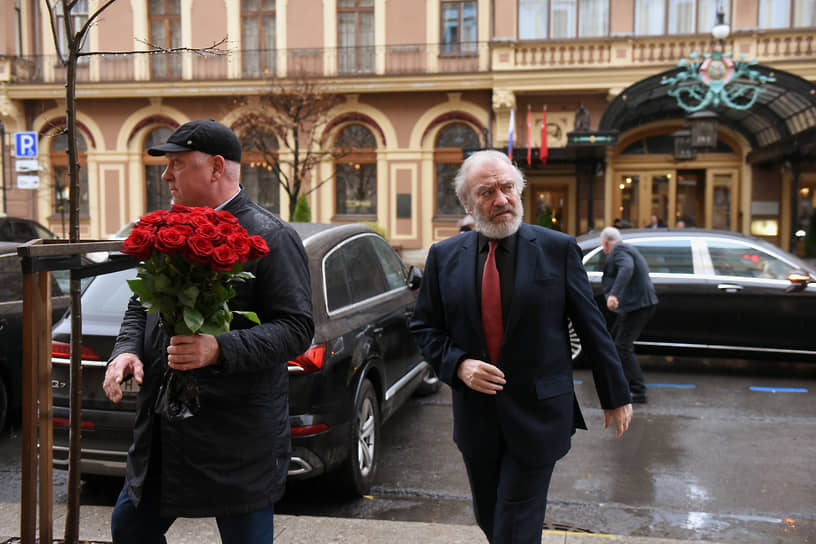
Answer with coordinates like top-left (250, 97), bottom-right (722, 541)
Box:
top-left (231, 75), bottom-right (348, 220)
top-left (41, 2), bottom-right (225, 542)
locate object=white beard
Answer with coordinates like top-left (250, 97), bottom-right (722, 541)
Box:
top-left (473, 200), bottom-right (524, 239)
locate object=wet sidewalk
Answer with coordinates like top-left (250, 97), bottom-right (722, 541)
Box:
top-left (0, 501), bottom-right (732, 544)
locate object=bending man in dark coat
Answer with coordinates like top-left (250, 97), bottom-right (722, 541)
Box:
top-left (600, 226), bottom-right (658, 404)
top-left (410, 150), bottom-right (632, 544)
top-left (103, 120), bottom-right (314, 544)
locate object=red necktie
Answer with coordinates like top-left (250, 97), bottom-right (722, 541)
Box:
top-left (481, 240), bottom-right (503, 363)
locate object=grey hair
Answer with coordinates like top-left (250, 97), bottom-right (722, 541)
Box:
top-left (453, 150), bottom-right (526, 209)
top-left (600, 226), bottom-right (622, 242)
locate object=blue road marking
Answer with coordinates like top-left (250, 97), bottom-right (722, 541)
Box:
top-left (749, 386), bottom-right (808, 393)
top-left (573, 380), bottom-right (583, 385)
top-left (645, 383), bottom-right (696, 388)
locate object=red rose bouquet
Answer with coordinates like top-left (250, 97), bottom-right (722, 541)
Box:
top-left (121, 204), bottom-right (270, 420)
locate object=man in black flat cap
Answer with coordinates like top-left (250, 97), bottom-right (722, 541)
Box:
top-left (104, 119), bottom-right (314, 543)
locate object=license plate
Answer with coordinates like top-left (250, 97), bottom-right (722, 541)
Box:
top-left (121, 379), bottom-right (141, 393)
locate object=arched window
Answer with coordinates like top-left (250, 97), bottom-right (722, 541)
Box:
top-left (241, 131), bottom-right (281, 214)
top-left (144, 127), bottom-right (173, 211)
top-left (434, 123), bottom-right (480, 216)
top-left (335, 124), bottom-right (377, 216)
top-left (51, 132), bottom-right (89, 234)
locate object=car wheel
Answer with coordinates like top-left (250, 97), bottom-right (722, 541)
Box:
top-left (413, 366), bottom-right (442, 397)
top-left (0, 374), bottom-right (8, 432)
top-left (338, 378), bottom-right (380, 496)
top-left (568, 319), bottom-right (582, 361)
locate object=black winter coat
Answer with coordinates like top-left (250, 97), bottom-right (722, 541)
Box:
top-left (110, 188), bottom-right (314, 517)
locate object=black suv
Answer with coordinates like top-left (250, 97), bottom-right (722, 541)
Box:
top-left (51, 223), bottom-right (439, 495)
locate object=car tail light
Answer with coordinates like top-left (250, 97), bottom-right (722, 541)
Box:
top-left (51, 341), bottom-right (102, 361)
top-left (288, 343), bottom-right (326, 374)
top-left (51, 417), bottom-right (96, 430)
top-left (290, 424), bottom-right (329, 436)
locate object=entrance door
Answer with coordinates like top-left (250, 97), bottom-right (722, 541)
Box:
top-left (616, 169), bottom-right (738, 229)
top-left (615, 171), bottom-right (677, 228)
top-left (707, 170), bottom-right (738, 230)
top-left (527, 179), bottom-right (574, 233)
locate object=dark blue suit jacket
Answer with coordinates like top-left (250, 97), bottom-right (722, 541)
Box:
top-left (410, 223), bottom-right (631, 467)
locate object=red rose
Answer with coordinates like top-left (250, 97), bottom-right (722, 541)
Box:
top-left (197, 222), bottom-right (224, 243)
top-left (216, 222), bottom-right (244, 239)
top-left (139, 209), bottom-right (169, 227)
top-left (122, 227), bottom-right (156, 260)
top-left (170, 204), bottom-right (194, 214)
top-left (155, 226), bottom-right (188, 255)
top-left (247, 235), bottom-right (269, 260)
top-left (185, 235), bottom-right (214, 265)
top-left (190, 210), bottom-right (217, 229)
top-left (215, 210), bottom-right (239, 224)
top-left (211, 244), bottom-right (239, 272)
top-left (165, 211), bottom-right (194, 227)
top-left (226, 233), bottom-right (251, 260)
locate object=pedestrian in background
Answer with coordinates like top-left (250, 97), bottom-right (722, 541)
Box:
top-left (600, 226), bottom-right (658, 404)
top-left (458, 214), bottom-right (475, 232)
top-left (410, 150), bottom-right (632, 544)
top-left (103, 120), bottom-right (314, 544)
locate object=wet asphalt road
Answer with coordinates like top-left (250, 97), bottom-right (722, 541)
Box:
top-left (0, 356), bottom-right (814, 543)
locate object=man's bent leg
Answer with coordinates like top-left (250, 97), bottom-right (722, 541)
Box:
top-left (111, 484), bottom-right (174, 544)
top-left (492, 455), bottom-right (555, 544)
top-left (612, 310), bottom-right (648, 399)
top-left (462, 452), bottom-right (501, 542)
top-left (216, 504), bottom-right (275, 544)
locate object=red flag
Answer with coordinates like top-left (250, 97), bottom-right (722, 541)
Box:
top-left (526, 106), bottom-right (532, 166)
top-left (539, 105), bottom-right (549, 165)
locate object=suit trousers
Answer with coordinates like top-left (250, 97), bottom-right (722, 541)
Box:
top-left (611, 304), bottom-right (656, 398)
top-left (462, 442), bottom-right (556, 544)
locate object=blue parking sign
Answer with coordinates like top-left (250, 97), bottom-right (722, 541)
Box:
top-left (15, 132), bottom-right (38, 158)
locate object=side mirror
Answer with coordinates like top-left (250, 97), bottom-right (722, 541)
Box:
top-left (785, 269), bottom-right (813, 293)
top-left (407, 265), bottom-right (422, 290)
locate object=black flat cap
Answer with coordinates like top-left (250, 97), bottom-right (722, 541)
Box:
top-left (148, 119), bottom-right (242, 162)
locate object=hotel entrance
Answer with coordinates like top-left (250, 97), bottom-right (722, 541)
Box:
top-left (613, 167), bottom-right (739, 230)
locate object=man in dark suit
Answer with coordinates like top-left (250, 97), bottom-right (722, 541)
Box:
top-left (600, 226), bottom-right (658, 404)
top-left (410, 150), bottom-right (632, 544)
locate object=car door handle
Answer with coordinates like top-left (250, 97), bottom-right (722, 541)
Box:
top-left (717, 283), bottom-right (743, 293)
top-left (366, 325), bottom-right (384, 336)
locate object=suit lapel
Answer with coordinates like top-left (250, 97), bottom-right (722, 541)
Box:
top-left (504, 224), bottom-right (538, 336)
top-left (456, 232), bottom-right (481, 338)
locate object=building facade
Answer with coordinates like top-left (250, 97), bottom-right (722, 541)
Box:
top-left (1, 0), bottom-right (815, 253)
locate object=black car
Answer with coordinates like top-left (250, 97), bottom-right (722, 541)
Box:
top-left (0, 217), bottom-right (57, 242)
top-left (0, 242), bottom-right (90, 430)
top-left (51, 223), bottom-right (438, 495)
top-left (576, 229), bottom-right (816, 361)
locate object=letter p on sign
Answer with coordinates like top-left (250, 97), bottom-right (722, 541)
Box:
top-left (15, 132), bottom-right (38, 158)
